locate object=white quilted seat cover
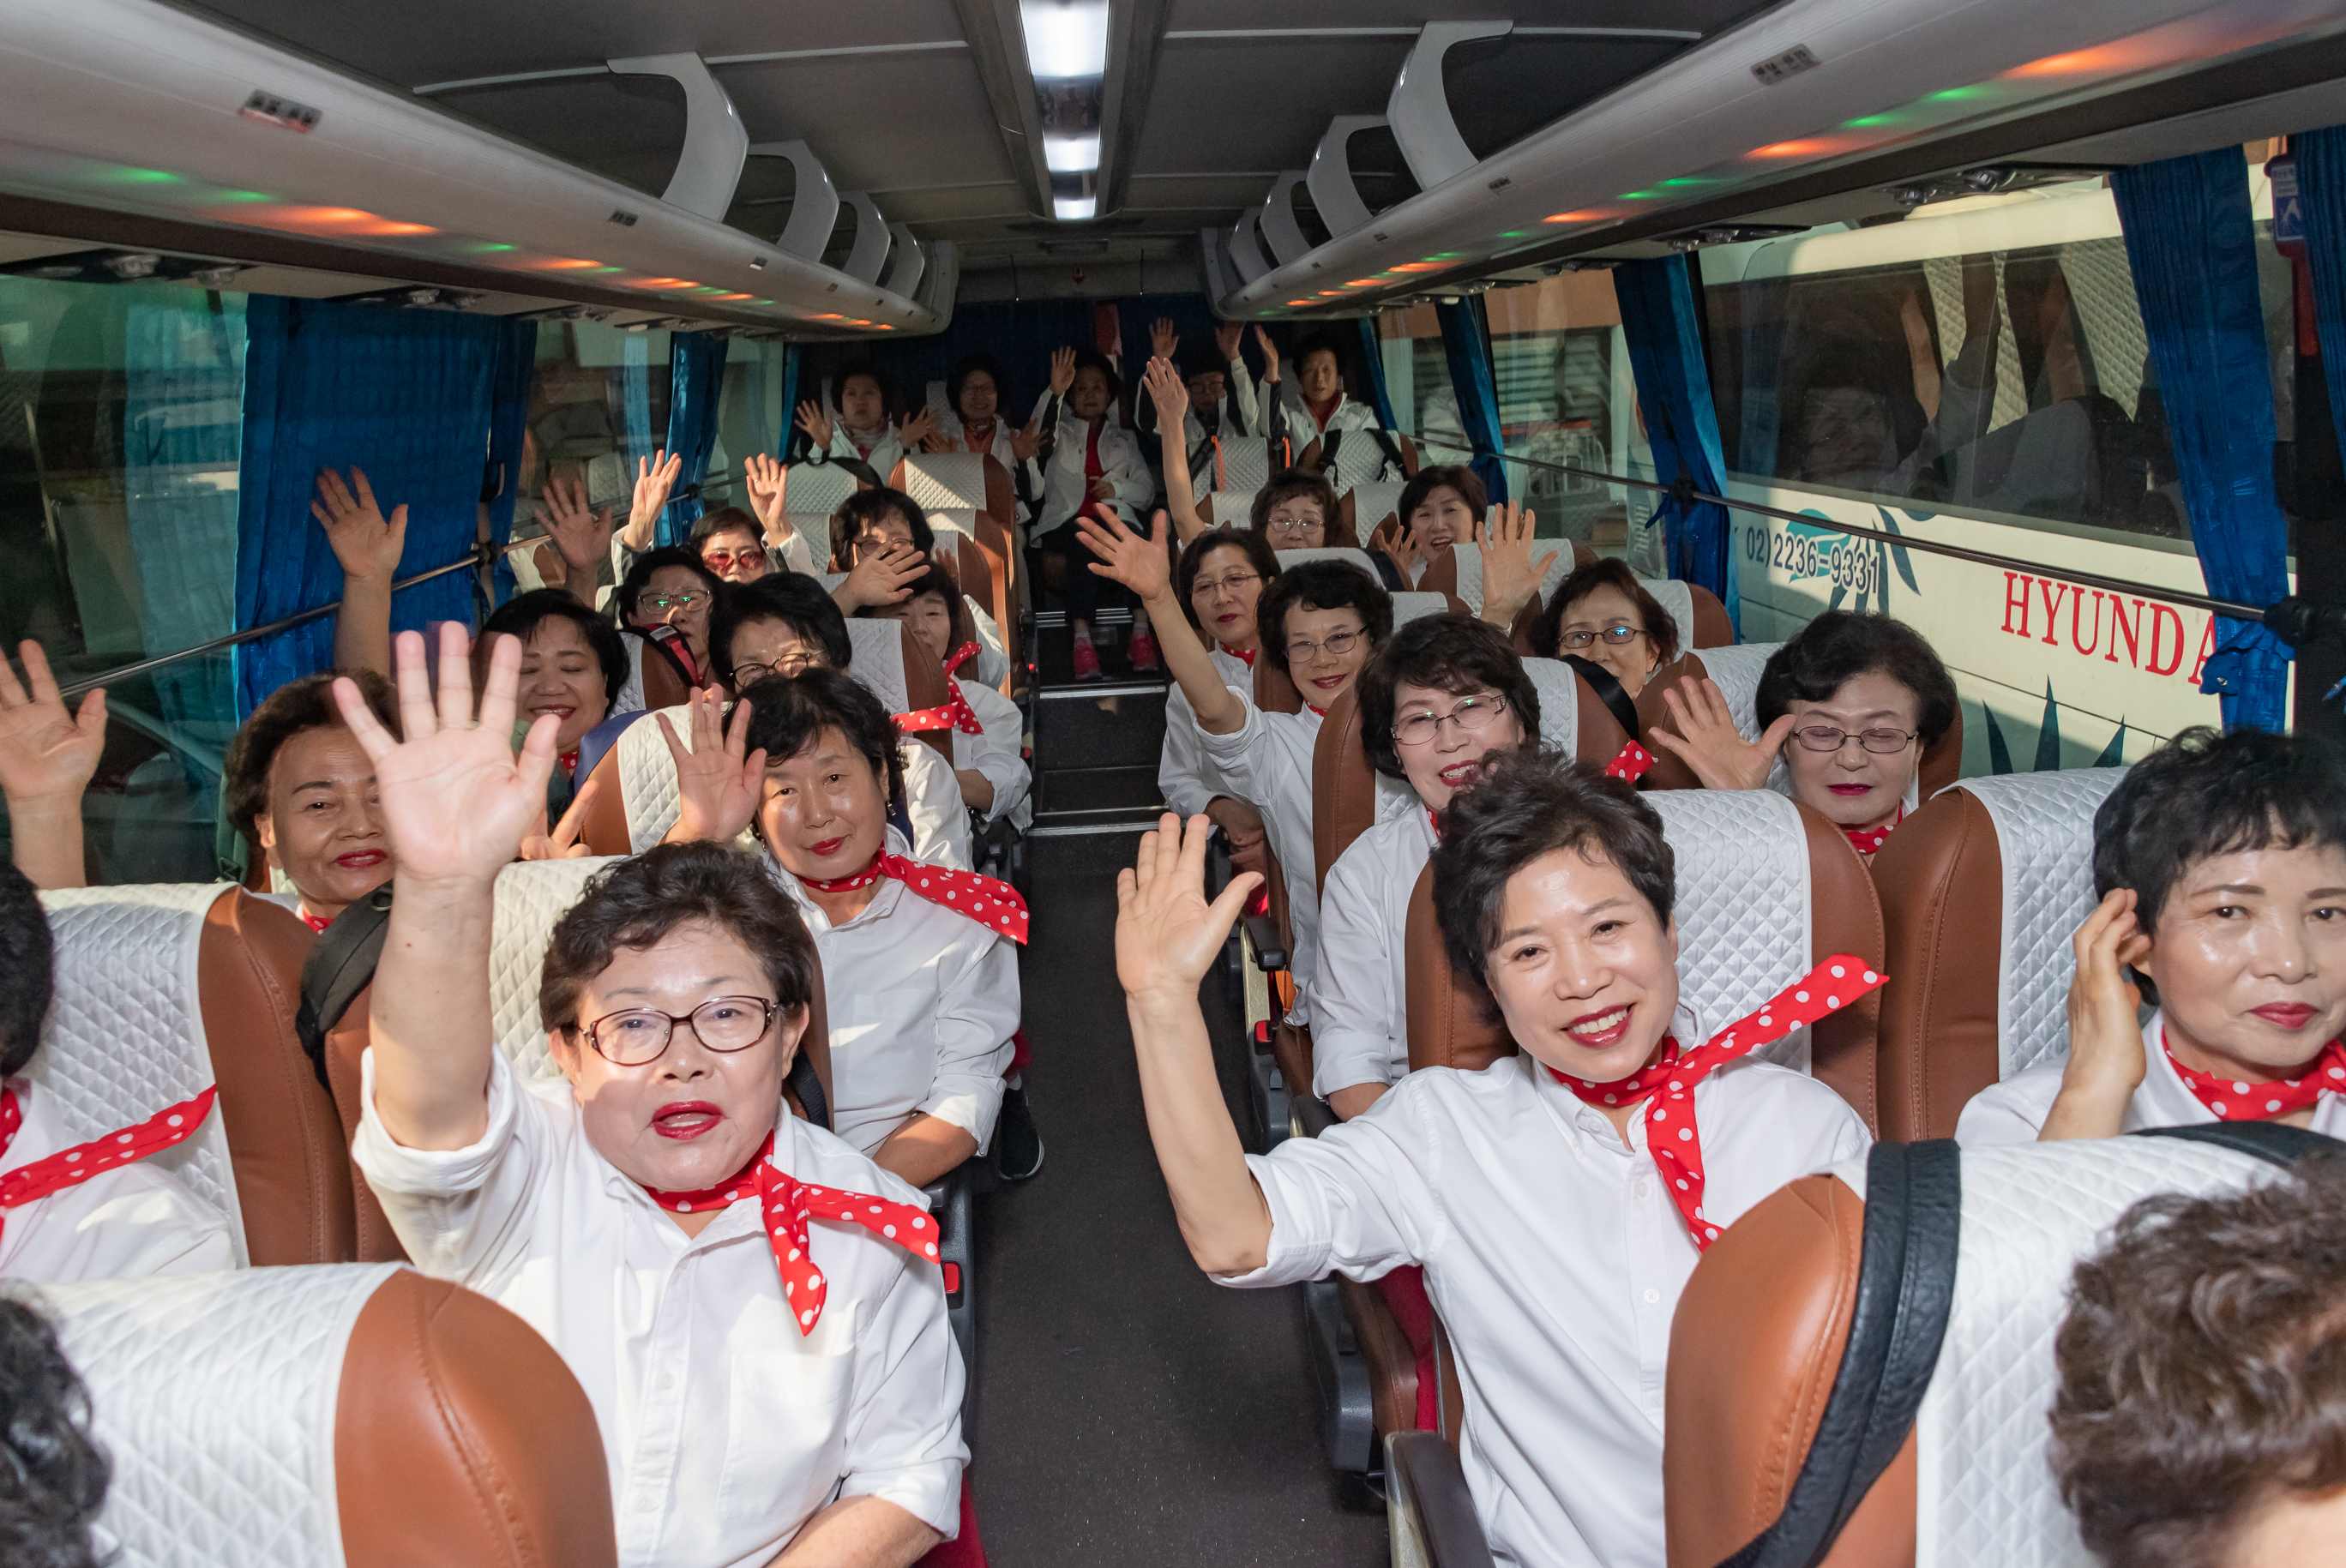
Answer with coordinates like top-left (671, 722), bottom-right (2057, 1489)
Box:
top-left (1324, 433), bottom-right (1403, 494)
top-left (1212, 435), bottom-right (1270, 492)
top-left (898, 453), bottom-right (987, 513)
top-left (1205, 489), bottom-right (1256, 529)
top-left (1916, 1138), bottom-right (2290, 1568)
top-left (787, 515), bottom-right (835, 570)
top-left (614, 705), bottom-right (689, 854)
top-left (39, 1262), bottom-right (406, 1568)
top-left (1644, 579), bottom-right (1695, 644)
top-left (1647, 790), bottom-right (1816, 1072)
top-left (1348, 480), bottom-right (1405, 535)
top-left (1520, 658), bottom-right (1581, 759)
top-left (1951, 770), bottom-right (2129, 1081)
top-left (845, 617), bottom-right (912, 715)
top-left (1390, 592), bottom-right (1448, 628)
top-left (34, 885), bottom-right (248, 1265)
top-left (488, 857), bottom-right (623, 1082)
top-left (1274, 546), bottom-right (1382, 583)
top-left (817, 571), bottom-right (847, 592)
top-left (784, 461), bottom-right (857, 517)
top-left (924, 507), bottom-right (979, 544)
top-left (1690, 641), bottom-right (1783, 741)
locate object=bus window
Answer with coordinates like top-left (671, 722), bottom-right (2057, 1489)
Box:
top-left (506, 321), bottom-right (672, 597)
top-left (1373, 303), bottom-right (1469, 468)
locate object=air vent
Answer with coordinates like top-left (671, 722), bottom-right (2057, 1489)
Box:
top-left (1748, 45), bottom-right (1820, 86)
top-left (239, 89), bottom-right (319, 131)
top-left (609, 209), bottom-right (640, 226)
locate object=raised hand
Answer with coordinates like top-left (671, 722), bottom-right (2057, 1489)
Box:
top-left (0, 640), bottom-right (105, 808)
top-left (1253, 325), bottom-right (1280, 381)
top-left (311, 467), bottom-right (407, 583)
top-left (1371, 515), bottom-right (1424, 582)
top-left (743, 452), bottom-right (790, 536)
top-left (1143, 356), bottom-right (1188, 431)
top-left (520, 778), bottom-right (601, 862)
top-left (1116, 813), bottom-right (1262, 1002)
top-left (629, 449), bottom-right (683, 540)
top-left (1476, 501), bottom-right (1559, 628)
top-left (1646, 676), bottom-right (1792, 791)
top-left (2041, 889), bottom-right (2154, 1140)
top-left (1010, 416), bottom-right (1044, 463)
top-left (1214, 319), bottom-right (1244, 363)
top-left (833, 542), bottom-right (928, 611)
top-left (1150, 317), bottom-right (1180, 360)
top-left (659, 687), bottom-right (765, 844)
top-left (899, 406), bottom-right (941, 451)
top-left (794, 400), bottom-right (836, 454)
top-left (538, 475), bottom-right (615, 577)
top-left (1047, 346), bottom-right (1078, 398)
top-left (1074, 508), bottom-right (1171, 601)
top-left (332, 624), bottom-right (558, 888)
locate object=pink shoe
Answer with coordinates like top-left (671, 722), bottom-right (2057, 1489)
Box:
top-left (1127, 628), bottom-right (1160, 673)
top-left (1071, 636), bottom-right (1102, 682)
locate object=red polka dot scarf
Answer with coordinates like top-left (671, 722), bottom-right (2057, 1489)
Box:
top-left (1545, 956), bottom-right (1886, 1249)
top-left (0, 1085), bottom-right (219, 1229)
top-left (893, 643), bottom-right (986, 737)
top-left (1605, 742), bottom-right (1655, 784)
top-left (1844, 808), bottom-right (1905, 857)
top-left (2166, 1033), bottom-right (2346, 1121)
top-left (797, 854), bottom-right (1030, 945)
top-left (638, 1132), bottom-right (940, 1335)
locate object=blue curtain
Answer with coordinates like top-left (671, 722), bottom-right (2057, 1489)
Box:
top-left (1615, 255), bottom-right (1736, 623)
top-left (2292, 125), bottom-right (2346, 509)
top-left (1435, 299), bottom-right (1508, 502)
top-left (1356, 316), bottom-right (1399, 430)
top-left (233, 297), bottom-right (504, 716)
top-left (485, 319), bottom-right (538, 606)
top-left (2113, 149), bottom-right (2293, 733)
top-left (661, 330), bottom-right (729, 545)
top-left (779, 342), bottom-right (800, 454)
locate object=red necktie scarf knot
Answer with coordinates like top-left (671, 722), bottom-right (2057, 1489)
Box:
top-left (1844, 808), bottom-right (1905, 856)
top-left (1305, 703), bottom-right (1328, 718)
top-left (797, 853), bottom-right (1030, 945)
top-left (893, 645), bottom-right (987, 737)
top-left (1230, 646), bottom-right (1258, 668)
top-left (299, 909), bottom-right (333, 934)
top-left (1546, 956), bottom-right (1886, 1250)
top-left (1606, 742), bottom-right (1656, 783)
top-left (2168, 1034), bottom-right (2346, 1121)
top-left (0, 1085), bottom-right (219, 1243)
top-left (560, 748), bottom-right (580, 775)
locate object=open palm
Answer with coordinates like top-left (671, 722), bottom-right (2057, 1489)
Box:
top-left (0, 640), bottom-right (105, 804)
top-left (332, 624), bottom-right (558, 885)
top-left (1477, 502), bottom-right (1558, 627)
top-left (1074, 508), bottom-right (1171, 600)
top-left (659, 688), bottom-right (765, 844)
top-left (1116, 814), bottom-right (1260, 1000)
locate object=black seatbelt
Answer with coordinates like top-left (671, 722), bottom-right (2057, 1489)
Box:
top-left (295, 886), bottom-right (394, 1090)
top-left (2136, 1120), bottom-right (2344, 1162)
top-left (789, 1051), bottom-right (831, 1132)
top-left (1563, 655), bottom-right (1641, 742)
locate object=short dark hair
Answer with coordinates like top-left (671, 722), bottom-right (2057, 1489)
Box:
top-left (1069, 348), bottom-right (1121, 402)
top-left (834, 363), bottom-right (898, 418)
top-left (612, 545), bottom-right (723, 628)
top-left (1754, 610), bottom-right (1956, 745)
top-left (222, 670), bottom-right (399, 844)
top-left (2093, 726), bottom-right (2346, 934)
top-left (1534, 557), bottom-right (1681, 666)
top-left (0, 1298), bottom-right (108, 1568)
top-left (1294, 331), bottom-right (1346, 375)
top-left (1432, 748), bottom-right (1675, 981)
top-left (1359, 615), bottom-right (1542, 780)
top-left (690, 505), bottom-right (764, 549)
top-left (0, 862), bottom-right (54, 1077)
top-left (1258, 559), bottom-right (1393, 676)
top-left (833, 487), bottom-right (934, 569)
top-left (737, 666), bottom-right (905, 810)
top-left (714, 573), bottom-right (852, 684)
top-left (861, 562), bottom-right (970, 651)
top-left (1174, 528), bottom-right (1282, 634)
top-left (480, 589), bottom-right (626, 711)
top-left (1399, 465), bottom-right (1488, 528)
top-left (1249, 470), bottom-right (1341, 534)
top-left (538, 840), bottom-right (820, 1036)
top-left (947, 354), bottom-right (1008, 417)
top-left (2050, 1155), bottom-right (2346, 1568)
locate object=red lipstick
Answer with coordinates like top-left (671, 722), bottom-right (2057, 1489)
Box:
top-left (2252, 1002), bottom-right (2321, 1030)
top-left (652, 1101), bottom-right (723, 1139)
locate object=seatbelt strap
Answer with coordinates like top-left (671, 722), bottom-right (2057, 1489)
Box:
top-left (2135, 1120), bottom-right (2344, 1162)
top-left (787, 1050), bottom-right (831, 1132)
top-left (295, 886), bottom-right (394, 1090)
top-left (1563, 655), bottom-right (1643, 742)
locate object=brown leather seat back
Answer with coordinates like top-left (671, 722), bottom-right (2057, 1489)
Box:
top-left (634, 632), bottom-right (695, 712)
top-left (1664, 1174), bottom-right (1916, 1568)
top-left (1797, 802), bottom-right (1887, 1131)
top-left (897, 616), bottom-right (955, 760)
top-left (1684, 585), bottom-right (1735, 648)
top-left (1919, 708), bottom-right (1963, 797)
top-left (1254, 649), bottom-right (1305, 715)
top-left (1870, 788), bottom-right (2006, 1144)
top-left (1404, 865), bottom-right (1512, 1073)
top-left (202, 889), bottom-right (358, 1265)
top-left (1312, 688), bottom-right (1381, 898)
top-left (339, 1269), bottom-right (619, 1567)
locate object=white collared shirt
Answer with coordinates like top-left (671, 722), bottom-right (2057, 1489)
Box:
top-left (352, 1053), bottom-right (965, 1568)
top-left (1031, 393), bottom-right (1152, 532)
top-left (771, 832), bottom-right (1020, 1156)
top-left (1202, 702), bottom-right (1327, 1025)
top-left (1955, 1010), bottom-right (2346, 1145)
top-left (1157, 648), bottom-right (1253, 819)
top-left (1225, 1036), bottom-right (1870, 1568)
top-left (951, 677), bottom-right (1031, 830)
top-left (0, 1078), bottom-right (233, 1285)
top-left (1308, 807), bottom-right (1437, 1100)
top-left (900, 739), bottom-right (972, 871)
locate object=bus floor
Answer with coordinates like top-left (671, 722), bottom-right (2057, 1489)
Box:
top-left (972, 830), bottom-right (1389, 1565)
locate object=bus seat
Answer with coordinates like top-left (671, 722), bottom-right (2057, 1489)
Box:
top-left (633, 632), bottom-right (696, 715)
top-left (848, 617), bottom-right (957, 760)
top-left (1663, 1129), bottom-right (2318, 1568)
top-left (1391, 592), bottom-right (1450, 628)
top-left (895, 450), bottom-right (1022, 676)
top-left (1254, 647), bottom-right (1304, 716)
top-left (39, 1263), bottom-right (616, 1567)
top-left (1272, 546), bottom-right (1384, 585)
top-left (1342, 481), bottom-right (1405, 544)
top-left (1205, 489), bottom-right (1257, 530)
top-left (1211, 435), bottom-right (1272, 493)
top-left (36, 885), bottom-right (353, 1267)
top-left (1870, 768), bottom-right (2126, 1141)
top-left (783, 459), bottom-right (862, 519)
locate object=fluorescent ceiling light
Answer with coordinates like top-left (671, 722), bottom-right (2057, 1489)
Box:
top-left (1022, 0), bottom-right (1110, 79)
top-left (1045, 134), bottom-right (1101, 172)
top-left (1055, 195), bottom-right (1098, 220)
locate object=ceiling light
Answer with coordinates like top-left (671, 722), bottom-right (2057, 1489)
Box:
top-left (1021, 0), bottom-right (1109, 80)
top-left (1054, 195), bottom-right (1098, 220)
top-left (1045, 134), bottom-right (1100, 173)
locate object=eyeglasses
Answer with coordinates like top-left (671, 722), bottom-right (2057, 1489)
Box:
top-left (1791, 724), bottom-right (1918, 754)
top-left (644, 592), bottom-right (708, 613)
top-left (1263, 514), bottom-right (1322, 538)
top-left (1191, 570), bottom-right (1262, 599)
top-left (1393, 693), bottom-right (1509, 747)
top-left (733, 650), bottom-right (824, 684)
top-left (701, 550), bottom-right (764, 572)
top-left (1284, 628), bottom-right (1365, 664)
top-left (1557, 624), bottom-right (1645, 651)
top-left (570, 995), bottom-right (780, 1067)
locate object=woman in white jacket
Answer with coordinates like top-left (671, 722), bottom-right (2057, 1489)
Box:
top-left (1030, 346), bottom-right (1155, 681)
top-left (796, 363), bottom-right (937, 484)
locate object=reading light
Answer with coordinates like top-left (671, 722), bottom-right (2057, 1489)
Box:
top-left (1054, 195), bottom-right (1098, 220)
top-left (1045, 134), bottom-right (1101, 172)
top-left (1021, 0), bottom-right (1110, 80)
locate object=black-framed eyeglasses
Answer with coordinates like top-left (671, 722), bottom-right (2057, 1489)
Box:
top-left (732, 651), bottom-right (824, 684)
top-left (1393, 693), bottom-right (1509, 747)
top-left (1791, 724), bottom-right (1918, 754)
top-left (1558, 624), bottom-right (1645, 651)
top-left (569, 995), bottom-right (780, 1066)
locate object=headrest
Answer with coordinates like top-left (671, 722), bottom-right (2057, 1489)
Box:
top-left (610, 705), bottom-right (688, 852)
top-left (1647, 790), bottom-right (1818, 1073)
top-left (925, 508), bottom-right (977, 541)
top-left (1273, 546), bottom-right (1383, 583)
top-left (35, 885), bottom-right (250, 1264)
top-left (487, 857), bottom-right (623, 1082)
top-left (39, 1264), bottom-right (619, 1568)
top-left (895, 452), bottom-right (987, 511)
top-left (1213, 434), bottom-right (1271, 492)
top-left (1519, 658), bottom-right (1584, 759)
top-left (1957, 769), bottom-right (2128, 1081)
top-left (1346, 480), bottom-right (1405, 536)
top-left (789, 516), bottom-right (835, 568)
top-left (1389, 592), bottom-right (1449, 627)
top-left (1687, 641), bottom-right (1783, 740)
top-left (845, 616), bottom-right (911, 714)
top-left (1643, 579), bottom-right (1694, 645)
top-left (783, 460), bottom-right (857, 517)
top-left (1205, 490), bottom-right (1256, 528)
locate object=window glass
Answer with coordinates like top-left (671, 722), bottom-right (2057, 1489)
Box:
top-left (506, 321), bottom-right (671, 600)
top-left (0, 276), bottom-right (245, 882)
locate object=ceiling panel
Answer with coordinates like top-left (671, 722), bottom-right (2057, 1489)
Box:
top-left (1129, 38), bottom-right (1411, 176)
top-left (1164, 0), bottom-right (1766, 33)
top-left (719, 53), bottom-right (1014, 193)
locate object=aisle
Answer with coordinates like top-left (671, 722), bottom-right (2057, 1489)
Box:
top-left (968, 832), bottom-right (1389, 1565)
